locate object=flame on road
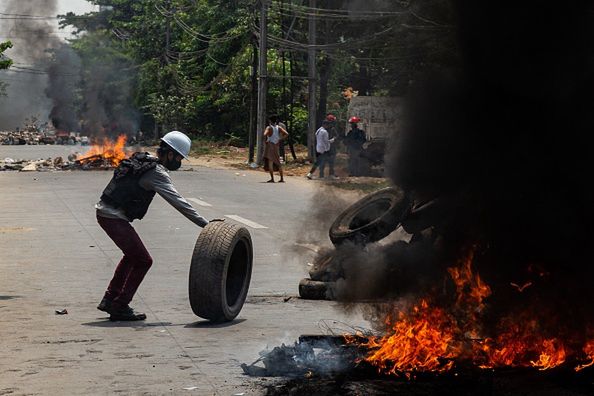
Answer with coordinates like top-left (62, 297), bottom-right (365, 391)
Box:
top-left (351, 249), bottom-right (594, 376)
top-left (77, 135), bottom-right (128, 167)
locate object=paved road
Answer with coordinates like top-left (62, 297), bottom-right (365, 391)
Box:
top-left (0, 146), bottom-right (368, 395)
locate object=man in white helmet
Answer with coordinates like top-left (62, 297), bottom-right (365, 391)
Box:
top-left (95, 131), bottom-right (211, 321)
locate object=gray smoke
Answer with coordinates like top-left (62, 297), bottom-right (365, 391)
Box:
top-left (0, 0), bottom-right (60, 129)
top-left (46, 44), bottom-right (81, 131)
top-left (75, 48), bottom-right (140, 137)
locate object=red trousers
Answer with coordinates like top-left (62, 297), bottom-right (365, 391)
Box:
top-left (97, 215), bottom-right (153, 307)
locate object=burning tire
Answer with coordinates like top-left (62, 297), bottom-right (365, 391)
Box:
top-left (329, 187), bottom-right (411, 246)
top-left (189, 221), bottom-right (253, 322)
top-left (298, 278), bottom-right (335, 300)
top-left (308, 250), bottom-right (342, 282)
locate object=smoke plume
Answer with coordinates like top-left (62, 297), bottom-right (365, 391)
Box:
top-left (342, 1), bottom-right (594, 343)
top-left (0, 2), bottom-right (139, 137)
top-left (46, 44), bottom-right (81, 132)
top-left (302, 2), bottom-right (594, 347)
top-left (0, 0), bottom-right (60, 129)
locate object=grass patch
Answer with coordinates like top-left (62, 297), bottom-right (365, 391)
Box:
top-left (330, 178), bottom-right (391, 193)
top-left (191, 138), bottom-right (230, 156)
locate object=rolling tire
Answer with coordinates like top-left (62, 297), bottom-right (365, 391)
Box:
top-left (329, 187), bottom-right (411, 246)
top-left (189, 221), bottom-right (253, 322)
top-left (299, 278), bottom-right (336, 300)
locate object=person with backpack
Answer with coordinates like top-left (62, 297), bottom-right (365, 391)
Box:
top-left (95, 131), bottom-right (215, 321)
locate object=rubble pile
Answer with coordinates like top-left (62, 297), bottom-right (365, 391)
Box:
top-left (0, 153), bottom-right (116, 172)
top-left (0, 130), bottom-right (53, 145)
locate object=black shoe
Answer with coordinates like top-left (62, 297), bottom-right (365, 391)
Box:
top-left (97, 297), bottom-right (112, 313)
top-left (109, 305), bottom-right (147, 321)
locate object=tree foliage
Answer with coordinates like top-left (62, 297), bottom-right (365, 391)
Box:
top-left (58, 0), bottom-right (456, 143)
top-left (0, 40), bottom-right (13, 97)
top-left (0, 40), bottom-right (12, 70)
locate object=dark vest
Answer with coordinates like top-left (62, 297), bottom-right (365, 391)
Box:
top-left (100, 152), bottom-right (159, 221)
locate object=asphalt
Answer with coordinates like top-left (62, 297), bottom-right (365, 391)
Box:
top-left (0, 145), bottom-right (370, 395)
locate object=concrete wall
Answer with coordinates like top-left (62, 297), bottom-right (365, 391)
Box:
top-left (347, 96), bottom-right (402, 141)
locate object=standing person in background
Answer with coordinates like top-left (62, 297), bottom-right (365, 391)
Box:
top-left (325, 114), bottom-right (339, 180)
top-left (263, 115), bottom-right (289, 183)
top-left (278, 119), bottom-right (288, 163)
top-left (345, 116), bottom-right (366, 176)
top-left (306, 119), bottom-right (335, 180)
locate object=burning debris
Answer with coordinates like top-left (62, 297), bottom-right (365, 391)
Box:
top-left (241, 335), bottom-right (366, 378)
top-left (298, 191), bottom-right (594, 375)
top-left (288, 2), bottom-right (594, 392)
top-left (0, 135), bottom-right (130, 171)
top-left (245, 334), bottom-right (594, 396)
top-left (74, 135), bottom-right (128, 168)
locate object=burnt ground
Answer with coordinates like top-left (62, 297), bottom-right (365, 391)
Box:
top-left (265, 368), bottom-right (594, 396)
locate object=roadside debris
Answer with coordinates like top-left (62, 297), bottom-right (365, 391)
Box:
top-left (55, 309), bottom-right (68, 315)
top-left (241, 335), bottom-right (367, 377)
top-left (1, 127), bottom-right (90, 146)
top-left (1, 130), bottom-right (47, 145)
top-left (1, 157), bottom-right (75, 172)
top-left (0, 152), bottom-right (126, 172)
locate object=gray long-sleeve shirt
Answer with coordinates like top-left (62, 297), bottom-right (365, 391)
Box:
top-left (95, 164), bottom-right (208, 227)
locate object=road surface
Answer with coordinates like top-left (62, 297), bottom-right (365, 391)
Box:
top-left (0, 145), bottom-right (369, 395)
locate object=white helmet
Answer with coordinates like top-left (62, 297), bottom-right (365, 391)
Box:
top-left (161, 131), bottom-right (191, 159)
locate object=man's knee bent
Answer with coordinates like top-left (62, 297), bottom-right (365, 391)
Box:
top-left (127, 253), bottom-right (152, 270)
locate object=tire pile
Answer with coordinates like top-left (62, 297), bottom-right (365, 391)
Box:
top-left (299, 187), bottom-right (412, 300)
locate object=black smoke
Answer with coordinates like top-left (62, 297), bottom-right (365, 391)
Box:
top-left (297, 2), bottom-right (594, 352)
top-left (382, 1), bottom-right (594, 341)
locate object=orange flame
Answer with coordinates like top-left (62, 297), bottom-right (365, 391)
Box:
top-left (364, 300), bottom-right (460, 374)
top-left (575, 340), bottom-right (594, 372)
top-left (353, 248), bottom-right (592, 375)
top-left (77, 135), bottom-right (128, 167)
top-left (476, 320), bottom-right (567, 370)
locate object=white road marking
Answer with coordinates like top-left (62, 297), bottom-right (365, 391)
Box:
top-left (224, 215), bottom-right (268, 229)
top-left (188, 198), bottom-right (212, 207)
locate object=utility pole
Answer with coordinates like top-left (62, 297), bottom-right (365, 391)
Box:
top-left (307, 0), bottom-right (317, 161)
top-left (256, 0), bottom-right (269, 165)
top-left (248, 39), bottom-right (258, 164)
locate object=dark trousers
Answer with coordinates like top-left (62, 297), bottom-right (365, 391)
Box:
top-left (97, 215), bottom-right (153, 307)
top-left (348, 148), bottom-right (362, 176)
top-left (309, 151), bottom-right (335, 178)
top-left (327, 151), bottom-right (336, 176)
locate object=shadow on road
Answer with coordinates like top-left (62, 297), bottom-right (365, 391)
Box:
top-left (0, 295), bottom-right (20, 300)
top-left (82, 320), bottom-right (173, 328)
top-left (184, 318), bottom-right (246, 328)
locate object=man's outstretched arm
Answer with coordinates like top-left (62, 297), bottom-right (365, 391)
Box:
top-left (140, 167), bottom-right (209, 227)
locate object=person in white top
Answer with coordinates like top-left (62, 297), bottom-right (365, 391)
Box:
top-left (263, 116), bottom-right (289, 183)
top-left (307, 119), bottom-right (336, 179)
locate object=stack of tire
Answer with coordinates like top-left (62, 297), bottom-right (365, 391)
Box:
top-left (299, 187), bottom-right (412, 300)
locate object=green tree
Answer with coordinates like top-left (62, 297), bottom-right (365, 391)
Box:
top-left (57, 0), bottom-right (458, 146)
top-left (0, 40), bottom-right (13, 97)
